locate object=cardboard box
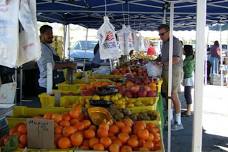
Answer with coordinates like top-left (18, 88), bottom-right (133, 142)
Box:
top-left (26, 118), bottom-right (55, 149)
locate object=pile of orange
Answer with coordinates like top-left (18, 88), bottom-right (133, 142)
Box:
top-left (1, 105), bottom-right (162, 151)
top-left (1, 122), bottom-right (27, 148)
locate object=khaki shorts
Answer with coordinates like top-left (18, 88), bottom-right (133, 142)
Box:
top-left (161, 67), bottom-right (183, 93)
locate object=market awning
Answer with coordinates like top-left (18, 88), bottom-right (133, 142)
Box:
top-left (37, 0), bottom-right (228, 30)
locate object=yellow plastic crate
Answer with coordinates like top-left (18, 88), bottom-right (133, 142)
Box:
top-left (157, 79), bottom-right (163, 93)
top-left (128, 105), bottom-right (158, 113)
top-left (60, 96), bottom-right (91, 108)
top-left (12, 106), bottom-right (70, 118)
top-left (39, 93), bottom-right (55, 108)
top-left (58, 82), bottom-right (81, 93)
top-left (7, 117), bottom-right (26, 128)
top-left (128, 96), bottom-right (159, 107)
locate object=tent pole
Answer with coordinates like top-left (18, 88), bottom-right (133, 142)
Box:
top-left (163, 8), bottom-right (166, 24)
top-left (167, 2), bottom-right (174, 152)
top-left (83, 28), bottom-right (89, 71)
top-left (192, 0), bottom-right (206, 151)
top-left (63, 25), bottom-right (67, 59)
top-left (205, 27), bottom-right (210, 85)
top-left (67, 25), bottom-right (71, 59)
top-left (220, 24), bottom-right (223, 86)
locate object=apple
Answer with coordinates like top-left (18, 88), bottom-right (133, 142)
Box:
top-left (130, 85), bottom-right (140, 93)
top-left (125, 91), bottom-right (133, 98)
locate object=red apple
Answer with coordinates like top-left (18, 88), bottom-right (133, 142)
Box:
top-left (130, 85), bottom-right (140, 93)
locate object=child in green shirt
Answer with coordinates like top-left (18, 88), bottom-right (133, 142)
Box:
top-left (182, 45), bottom-right (195, 116)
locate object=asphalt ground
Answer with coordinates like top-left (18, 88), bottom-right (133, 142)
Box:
top-left (163, 85), bottom-right (228, 152)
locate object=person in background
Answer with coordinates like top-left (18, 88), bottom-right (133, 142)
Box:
top-left (182, 45), bottom-right (195, 117)
top-left (129, 50), bottom-right (135, 58)
top-left (91, 43), bottom-right (109, 68)
top-left (210, 40), bottom-right (221, 74)
top-left (158, 24), bottom-right (184, 131)
top-left (147, 41), bottom-right (156, 56)
top-left (37, 25), bottom-right (75, 93)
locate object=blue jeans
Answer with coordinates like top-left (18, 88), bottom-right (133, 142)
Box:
top-left (210, 57), bottom-right (219, 74)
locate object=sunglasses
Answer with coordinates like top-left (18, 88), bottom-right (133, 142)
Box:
top-left (159, 31), bottom-right (169, 36)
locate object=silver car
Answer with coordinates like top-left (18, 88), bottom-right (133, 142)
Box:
top-left (70, 40), bottom-right (97, 68)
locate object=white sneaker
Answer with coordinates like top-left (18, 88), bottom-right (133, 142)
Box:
top-left (171, 123), bottom-right (184, 131)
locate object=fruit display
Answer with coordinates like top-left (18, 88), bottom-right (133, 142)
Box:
top-left (108, 105), bottom-right (158, 121)
top-left (1, 105), bottom-right (162, 151)
top-left (117, 78), bottom-right (157, 98)
top-left (80, 81), bottom-right (113, 96)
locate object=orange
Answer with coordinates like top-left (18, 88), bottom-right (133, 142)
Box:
top-left (143, 140), bottom-right (154, 150)
top-left (89, 137), bottom-right (99, 148)
top-left (120, 145), bottom-right (132, 152)
top-left (80, 140), bottom-right (89, 150)
top-left (109, 143), bottom-right (120, 152)
top-left (62, 113), bottom-right (71, 121)
top-left (99, 122), bottom-right (109, 130)
top-left (146, 123), bottom-right (156, 132)
top-left (134, 121), bottom-right (146, 132)
top-left (58, 137), bottom-right (71, 149)
top-left (62, 126), bottom-right (76, 137)
top-left (127, 137), bottom-right (139, 148)
top-left (82, 120), bottom-right (91, 129)
top-left (70, 119), bottom-right (79, 125)
top-left (123, 118), bottom-right (133, 127)
top-left (70, 132), bottom-right (83, 146)
top-left (54, 134), bottom-right (62, 145)
top-left (97, 128), bottom-right (108, 138)
top-left (118, 133), bottom-right (129, 144)
top-left (139, 147), bottom-right (150, 151)
top-left (139, 139), bottom-right (146, 147)
top-left (121, 126), bottom-right (132, 134)
top-left (17, 123), bottom-right (27, 134)
top-left (9, 128), bottom-right (17, 136)
top-left (55, 125), bottom-right (63, 134)
top-left (51, 114), bottom-right (62, 123)
top-left (137, 129), bottom-right (149, 140)
top-left (84, 129), bottom-right (95, 139)
top-left (148, 133), bottom-right (154, 141)
top-left (100, 137), bottom-right (112, 148)
top-left (69, 110), bottom-right (80, 119)
top-left (115, 121), bottom-right (125, 129)
top-left (153, 132), bottom-right (161, 142)
top-left (59, 120), bottom-right (70, 127)
top-left (19, 134), bottom-right (27, 145)
top-left (93, 143), bottom-right (104, 151)
top-left (74, 122), bottom-right (85, 131)
top-left (109, 124), bottom-right (119, 135)
top-left (43, 112), bottom-right (53, 119)
top-left (112, 138), bottom-right (122, 146)
top-left (89, 125), bottom-right (97, 131)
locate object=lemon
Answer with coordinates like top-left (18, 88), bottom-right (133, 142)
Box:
top-left (92, 95), bottom-right (100, 100)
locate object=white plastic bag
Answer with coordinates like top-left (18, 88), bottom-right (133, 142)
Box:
top-left (117, 25), bottom-right (134, 55)
top-left (17, 0), bottom-right (41, 66)
top-left (132, 31), bottom-right (145, 52)
top-left (0, 82), bottom-right (16, 104)
top-left (97, 16), bottom-right (120, 60)
top-left (0, 0), bottom-right (19, 68)
top-left (146, 62), bottom-right (162, 77)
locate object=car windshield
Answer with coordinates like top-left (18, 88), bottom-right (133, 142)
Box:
top-left (74, 41), bottom-right (97, 50)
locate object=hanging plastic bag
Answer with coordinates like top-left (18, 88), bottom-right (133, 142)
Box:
top-left (97, 16), bottom-right (120, 60)
top-left (117, 25), bottom-right (135, 55)
top-left (0, 0), bottom-right (20, 68)
top-left (126, 25), bottom-right (134, 52)
top-left (146, 61), bottom-right (162, 77)
top-left (17, 0), bottom-right (41, 66)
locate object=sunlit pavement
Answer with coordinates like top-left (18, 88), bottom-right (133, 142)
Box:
top-left (164, 85), bottom-right (228, 152)
top-left (203, 85), bottom-right (228, 137)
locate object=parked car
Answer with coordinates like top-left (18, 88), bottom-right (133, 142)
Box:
top-left (70, 40), bottom-right (97, 69)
